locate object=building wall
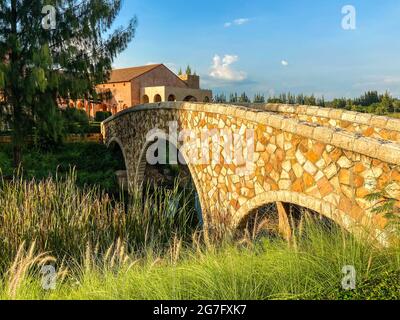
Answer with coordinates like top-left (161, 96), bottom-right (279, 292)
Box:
top-left (95, 65), bottom-right (212, 115)
top-left (141, 86), bottom-right (212, 104)
top-left (131, 65), bottom-right (187, 106)
top-left (96, 81), bottom-right (132, 113)
top-left (178, 74), bottom-right (200, 89)
top-left (165, 87), bottom-right (212, 103)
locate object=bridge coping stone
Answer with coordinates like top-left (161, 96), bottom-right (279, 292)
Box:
top-left (102, 102), bottom-right (400, 166)
top-left (234, 103), bottom-right (400, 132)
top-left (276, 104), bottom-right (399, 131)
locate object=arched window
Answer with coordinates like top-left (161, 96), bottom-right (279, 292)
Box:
top-left (168, 94), bottom-right (176, 102)
top-left (142, 95), bottom-right (150, 104)
top-left (203, 96), bottom-right (210, 103)
top-left (183, 95), bottom-right (197, 102)
top-left (154, 94), bottom-right (162, 103)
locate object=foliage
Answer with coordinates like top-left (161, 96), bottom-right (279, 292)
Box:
top-left (95, 111), bottom-right (112, 122)
top-left (365, 181), bottom-right (400, 237)
top-left (213, 93), bottom-right (227, 103)
top-left (0, 0), bottom-right (136, 166)
top-left (0, 143), bottom-right (123, 192)
top-left (61, 108), bottom-right (90, 135)
top-left (253, 93), bottom-right (265, 103)
top-left (238, 92), bottom-right (250, 103)
top-left (268, 92), bottom-right (325, 107)
top-left (229, 92), bottom-right (238, 103)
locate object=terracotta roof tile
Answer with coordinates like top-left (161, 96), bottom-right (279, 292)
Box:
top-left (107, 64), bottom-right (162, 83)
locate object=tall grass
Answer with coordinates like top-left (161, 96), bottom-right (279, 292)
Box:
top-left (0, 171), bottom-right (198, 270)
top-left (0, 172), bottom-right (399, 300)
top-left (1, 227), bottom-right (399, 300)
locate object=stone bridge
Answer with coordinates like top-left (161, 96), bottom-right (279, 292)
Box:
top-left (101, 102), bottom-right (400, 243)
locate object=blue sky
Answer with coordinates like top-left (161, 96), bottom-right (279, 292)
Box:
top-left (112, 0), bottom-right (400, 100)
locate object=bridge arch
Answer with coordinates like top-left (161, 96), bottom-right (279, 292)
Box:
top-left (135, 134), bottom-right (207, 225)
top-left (234, 191), bottom-right (353, 234)
top-left (107, 137), bottom-right (130, 190)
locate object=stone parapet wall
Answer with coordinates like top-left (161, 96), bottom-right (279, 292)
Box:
top-left (237, 103), bottom-right (400, 143)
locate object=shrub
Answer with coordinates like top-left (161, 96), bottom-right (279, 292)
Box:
top-left (61, 107), bottom-right (90, 135)
top-left (95, 111), bottom-right (112, 122)
top-left (0, 143), bottom-right (124, 193)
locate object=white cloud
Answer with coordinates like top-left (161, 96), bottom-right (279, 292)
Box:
top-left (224, 18), bottom-right (250, 27)
top-left (281, 60), bottom-right (289, 66)
top-left (354, 76), bottom-right (400, 87)
top-left (234, 18), bottom-right (250, 25)
top-left (209, 54), bottom-right (247, 82)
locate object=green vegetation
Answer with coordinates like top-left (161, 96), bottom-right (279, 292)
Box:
top-left (0, 174), bottom-right (198, 268)
top-left (0, 0), bottom-right (136, 166)
top-left (0, 174), bottom-right (399, 300)
top-left (214, 90), bottom-right (400, 118)
top-left (95, 111), bottom-right (113, 122)
top-left (0, 143), bottom-right (123, 192)
top-left (329, 91), bottom-right (400, 115)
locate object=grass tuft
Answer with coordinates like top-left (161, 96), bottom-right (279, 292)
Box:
top-left (0, 173), bottom-right (399, 300)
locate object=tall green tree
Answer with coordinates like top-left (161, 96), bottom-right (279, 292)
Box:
top-left (213, 93), bottom-right (227, 103)
top-left (0, 0), bottom-right (136, 166)
top-left (238, 92), bottom-right (250, 103)
top-left (229, 92), bottom-right (238, 103)
top-left (253, 93), bottom-right (265, 103)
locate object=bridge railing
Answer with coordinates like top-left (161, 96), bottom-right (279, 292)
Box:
top-left (233, 103), bottom-right (400, 143)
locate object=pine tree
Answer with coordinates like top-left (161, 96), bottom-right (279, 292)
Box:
top-left (185, 65), bottom-right (192, 75)
top-left (238, 92), bottom-right (250, 103)
top-left (229, 92), bottom-right (238, 103)
top-left (0, 0), bottom-right (136, 166)
top-left (214, 93), bottom-right (227, 103)
top-left (253, 93), bottom-right (265, 103)
top-left (178, 68), bottom-right (183, 76)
